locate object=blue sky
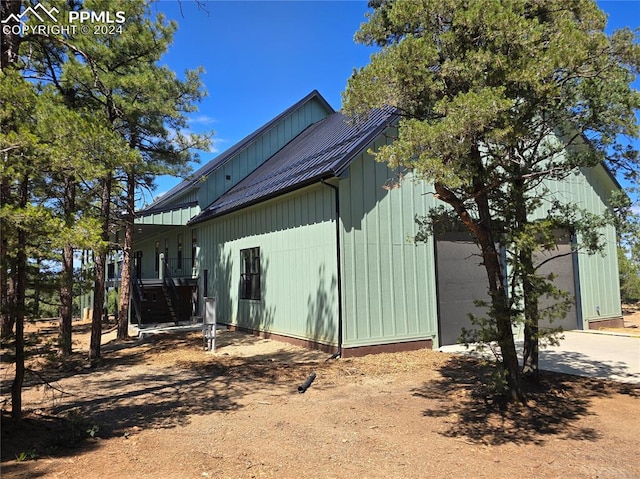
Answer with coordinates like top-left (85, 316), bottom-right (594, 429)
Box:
top-left (148, 0), bottom-right (640, 205)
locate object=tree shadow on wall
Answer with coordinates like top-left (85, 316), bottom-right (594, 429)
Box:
top-left (412, 355), bottom-right (639, 446)
top-left (211, 245), bottom-right (232, 325)
top-left (210, 246), bottom-right (275, 333)
top-left (235, 256), bottom-right (275, 334)
top-left (305, 264), bottom-right (337, 347)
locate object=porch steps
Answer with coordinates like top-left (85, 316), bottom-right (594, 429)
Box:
top-left (161, 284), bottom-right (178, 324)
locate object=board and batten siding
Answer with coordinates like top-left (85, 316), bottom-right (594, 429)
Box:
top-left (147, 189), bottom-right (199, 211)
top-left (339, 138), bottom-right (440, 349)
top-left (135, 204), bottom-right (200, 227)
top-left (537, 165), bottom-right (622, 325)
top-left (199, 184), bottom-right (340, 346)
top-left (198, 100), bottom-right (330, 209)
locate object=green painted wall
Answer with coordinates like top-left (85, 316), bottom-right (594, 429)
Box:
top-left (339, 136), bottom-right (440, 348)
top-left (136, 204), bottom-right (200, 226)
top-left (199, 185), bottom-right (339, 346)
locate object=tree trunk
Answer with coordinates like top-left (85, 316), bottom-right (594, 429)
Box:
top-left (1, 167), bottom-right (14, 338)
top-left (1, 1), bottom-right (21, 338)
top-left (521, 263), bottom-right (540, 382)
top-left (89, 173), bottom-right (112, 364)
top-left (476, 216), bottom-right (523, 402)
top-left (117, 171), bottom-right (135, 340)
top-left (0, 0), bottom-right (21, 71)
top-left (434, 149), bottom-right (524, 402)
top-left (512, 173), bottom-right (540, 382)
top-left (33, 259), bottom-right (40, 318)
top-left (59, 243), bottom-right (74, 355)
top-left (11, 174), bottom-right (29, 420)
top-left (1, 243), bottom-right (15, 339)
top-left (59, 177), bottom-right (76, 355)
top-left (435, 182), bottom-right (523, 401)
top-left (468, 151), bottom-right (522, 402)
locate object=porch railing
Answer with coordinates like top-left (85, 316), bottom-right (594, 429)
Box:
top-left (162, 256), bottom-right (196, 278)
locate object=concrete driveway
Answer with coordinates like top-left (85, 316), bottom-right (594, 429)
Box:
top-left (439, 330), bottom-right (640, 385)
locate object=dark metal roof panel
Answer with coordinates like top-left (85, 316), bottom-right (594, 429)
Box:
top-left (139, 90), bottom-right (335, 214)
top-left (189, 108), bottom-right (397, 224)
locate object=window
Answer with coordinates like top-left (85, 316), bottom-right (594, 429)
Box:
top-left (177, 234), bottom-right (183, 269)
top-left (155, 241), bottom-right (159, 272)
top-left (240, 247), bottom-right (261, 300)
top-left (134, 251), bottom-right (143, 278)
top-left (191, 229), bottom-right (197, 268)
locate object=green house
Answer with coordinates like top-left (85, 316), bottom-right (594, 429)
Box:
top-left (117, 90), bottom-right (623, 356)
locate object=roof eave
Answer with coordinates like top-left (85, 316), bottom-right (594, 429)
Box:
top-left (188, 173), bottom-right (336, 225)
top-left (334, 111), bottom-right (400, 177)
top-left (136, 200), bottom-right (199, 218)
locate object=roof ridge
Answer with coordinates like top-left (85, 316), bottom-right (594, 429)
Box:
top-left (140, 90), bottom-right (334, 213)
top-left (189, 107), bottom-right (397, 224)
top-left (218, 116), bottom-right (379, 198)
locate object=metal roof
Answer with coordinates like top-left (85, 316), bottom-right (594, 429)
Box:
top-left (139, 90), bottom-right (334, 214)
top-left (189, 107), bottom-right (397, 224)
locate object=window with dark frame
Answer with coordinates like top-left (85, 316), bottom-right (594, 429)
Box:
top-left (191, 229), bottom-right (197, 268)
top-left (134, 251), bottom-right (143, 278)
top-left (177, 233), bottom-right (183, 270)
top-left (240, 247), bottom-right (261, 300)
top-left (155, 241), bottom-right (159, 272)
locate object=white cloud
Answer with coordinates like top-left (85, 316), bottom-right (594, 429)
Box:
top-left (189, 115), bottom-right (217, 126)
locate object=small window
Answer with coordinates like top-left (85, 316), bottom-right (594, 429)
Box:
top-left (155, 241), bottom-right (159, 272)
top-left (191, 229), bottom-right (197, 268)
top-left (240, 247), bottom-right (261, 300)
top-left (134, 251), bottom-right (143, 278)
top-left (177, 234), bottom-right (183, 270)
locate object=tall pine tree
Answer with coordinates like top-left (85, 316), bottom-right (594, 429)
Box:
top-left (344, 0), bottom-right (640, 401)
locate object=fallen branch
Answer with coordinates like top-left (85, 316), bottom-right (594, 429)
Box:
top-left (25, 367), bottom-right (76, 397)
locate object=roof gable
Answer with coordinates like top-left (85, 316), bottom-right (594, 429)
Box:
top-left (139, 90), bottom-right (334, 216)
top-left (190, 107), bottom-right (397, 223)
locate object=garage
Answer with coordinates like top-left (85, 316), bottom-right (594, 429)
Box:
top-left (436, 230), bottom-right (579, 347)
top-left (435, 231), bottom-right (492, 346)
top-left (535, 230), bottom-right (579, 331)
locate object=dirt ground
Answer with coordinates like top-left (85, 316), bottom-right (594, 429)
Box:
top-left (1, 308), bottom-right (640, 479)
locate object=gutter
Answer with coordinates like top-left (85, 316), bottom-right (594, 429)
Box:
top-left (321, 179), bottom-right (343, 358)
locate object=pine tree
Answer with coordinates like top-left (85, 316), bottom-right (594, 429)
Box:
top-left (344, 0), bottom-right (640, 401)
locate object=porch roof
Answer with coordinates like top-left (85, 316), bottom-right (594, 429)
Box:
top-left (135, 201), bottom-right (200, 227)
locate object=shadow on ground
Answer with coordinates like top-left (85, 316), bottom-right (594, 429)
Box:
top-left (1, 329), bottom-right (324, 465)
top-left (414, 356), bottom-right (639, 446)
top-left (539, 349), bottom-right (639, 383)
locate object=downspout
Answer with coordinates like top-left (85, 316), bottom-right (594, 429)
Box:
top-left (321, 179), bottom-right (343, 358)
